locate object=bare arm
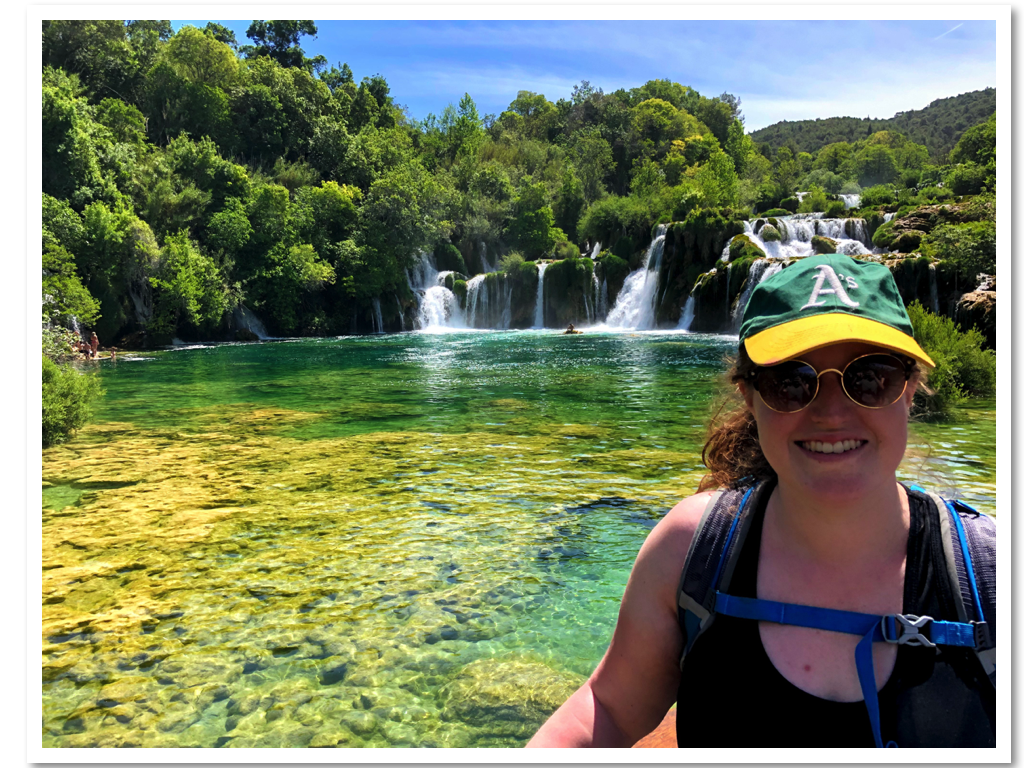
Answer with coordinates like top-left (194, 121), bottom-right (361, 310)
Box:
top-left (526, 492), bottom-right (711, 747)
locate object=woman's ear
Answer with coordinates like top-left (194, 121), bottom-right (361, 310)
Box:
top-left (738, 379), bottom-right (755, 411)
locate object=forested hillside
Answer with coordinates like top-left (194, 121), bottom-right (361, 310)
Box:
top-left (41, 20), bottom-right (996, 347)
top-left (749, 88), bottom-right (995, 160)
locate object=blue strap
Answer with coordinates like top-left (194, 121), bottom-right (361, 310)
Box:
top-left (714, 590), bottom-right (982, 748)
top-left (946, 499), bottom-right (986, 623)
top-left (709, 486), bottom-right (756, 593)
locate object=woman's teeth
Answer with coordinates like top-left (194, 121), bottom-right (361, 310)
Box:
top-left (801, 440), bottom-right (863, 454)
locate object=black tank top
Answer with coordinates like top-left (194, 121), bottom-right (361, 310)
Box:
top-left (675, 486), bottom-right (995, 747)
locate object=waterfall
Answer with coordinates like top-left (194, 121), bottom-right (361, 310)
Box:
top-left (605, 225), bottom-right (668, 330)
top-left (372, 298), bottom-right (384, 334)
top-left (233, 304), bottom-right (269, 339)
top-left (928, 263), bottom-right (940, 314)
top-left (69, 316), bottom-right (81, 335)
top-left (533, 263), bottom-right (548, 328)
top-left (733, 260), bottom-right (783, 329)
top-left (591, 269), bottom-right (602, 322)
top-left (677, 295), bottom-right (695, 331)
top-left (409, 253), bottom-right (464, 330)
top-left (589, 241), bottom-right (601, 260)
top-left (479, 242), bottom-right (495, 274)
top-left (394, 295), bottom-right (405, 332)
top-left (466, 275), bottom-right (486, 328)
top-left (840, 194), bottom-right (861, 209)
top-left (127, 280), bottom-right (153, 326)
top-left (597, 276), bottom-right (609, 319)
top-left (883, 212), bottom-right (896, 223)
top-left (734, 213), bottom-right (873, 260)
top-left (725, 263), bottom-right (732, 304)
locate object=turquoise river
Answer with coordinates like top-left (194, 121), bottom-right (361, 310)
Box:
top-left (41, 331), bottom-right (997, 748)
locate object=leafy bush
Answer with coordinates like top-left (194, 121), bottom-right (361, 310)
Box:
top-left (823, 200), bottom-right (847, 217)
top-left (759, 224), bottom-right (781, 242)
top-left (860, 184), bottom-right (895, 207)
top-left (434, 241), bottom-right (467, 274)
top-left (839, 180), bottom-right (862, 195)
top-left (919, 221), bottom-right (996, 288)
top-left (917, 186), bottom-right (953, 203)
top-left (761, 208), bottom-right (790, 217)
top-left (797, 185), bottom-right (828, 213)
top-left (42, 356), bottom-right (102, 447)
top-left (906, 301), bottom-right (995, 416)
top-left (778, 197), bottom-right (799, 213)
top-left (945, 162), bottom-right (988, 195)
top-left (552, 240), bottom-right (581, 260)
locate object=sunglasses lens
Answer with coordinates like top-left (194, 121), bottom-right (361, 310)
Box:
top-left (843, 355), bottom-right (908, 407)
top-left (756, 362), bottom-right (818, 413)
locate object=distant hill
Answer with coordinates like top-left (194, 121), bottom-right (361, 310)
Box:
top-left (749, 88), bottom-right (995, 160)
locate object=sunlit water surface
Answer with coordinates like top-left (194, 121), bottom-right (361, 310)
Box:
top-left (41, 331), bottom-right (996, 747)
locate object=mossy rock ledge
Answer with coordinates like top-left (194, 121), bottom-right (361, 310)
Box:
top-left (728, 234), bottom-right (766, 263)
top-left (811, 236), bottom-right (837, 255)
top-left (759, 224), bottom-right (782, 243)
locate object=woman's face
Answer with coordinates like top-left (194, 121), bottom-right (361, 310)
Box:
top-left (740, 342), bottom-right (917, 503)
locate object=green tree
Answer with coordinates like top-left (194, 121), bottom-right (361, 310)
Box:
top-left (150, 232), bottom-right (229, 336)
top-left (42, 244), bottom-right (101, 325)
top-left (241, 20), bottom-right (326, 72)
top-left (42, 356), bottom-right (102, 447)
top-left (507, 179), bottom-right (563, 259)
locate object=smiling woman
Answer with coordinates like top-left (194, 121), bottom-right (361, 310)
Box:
top-left (527, 254), bottom-right (996, 749)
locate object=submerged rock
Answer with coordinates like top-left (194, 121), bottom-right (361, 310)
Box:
top-left (440, 657), bottom-right (584, 738)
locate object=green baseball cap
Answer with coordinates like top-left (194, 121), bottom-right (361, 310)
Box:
top-left (739, 254), bottom-right (934, 367)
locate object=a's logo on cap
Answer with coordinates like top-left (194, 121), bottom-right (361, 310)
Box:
top-left (801, 264), bottom-right (860, 310)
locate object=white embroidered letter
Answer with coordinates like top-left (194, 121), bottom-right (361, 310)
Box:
top-left (801, 265), bottom-right (860, 309)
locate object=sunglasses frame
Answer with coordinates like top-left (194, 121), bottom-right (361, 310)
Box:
top-left (746, 352), bottom-right (914, 414)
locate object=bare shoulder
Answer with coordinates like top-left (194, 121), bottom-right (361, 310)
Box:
top-left (644, 490), bottom-right (717, 555)
top-left (622, 493), bottom-right (720, 606)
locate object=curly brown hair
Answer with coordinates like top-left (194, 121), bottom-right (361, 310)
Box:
top-left (697, 344), bottom-right (929, 492)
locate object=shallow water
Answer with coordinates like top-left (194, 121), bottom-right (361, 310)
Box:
top-left (41, 331), bottom-right (996, 747)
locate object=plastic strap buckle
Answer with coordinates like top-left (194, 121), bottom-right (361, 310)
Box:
top-left (881, 614), bottom-right (936, 647)
top-left (973, 621), bottom-right (994, 651)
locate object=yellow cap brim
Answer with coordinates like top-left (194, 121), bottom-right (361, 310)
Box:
top-left (744, 314), bottom-right (935, 368)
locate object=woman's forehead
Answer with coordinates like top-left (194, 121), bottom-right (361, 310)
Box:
top-left (790, 342), bottom-right (892, 365)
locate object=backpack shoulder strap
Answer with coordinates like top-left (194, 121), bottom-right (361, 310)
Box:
top-left (676, 480), bottom-right (771, 668)
top-left (923, 489), bottom-right (996, 683)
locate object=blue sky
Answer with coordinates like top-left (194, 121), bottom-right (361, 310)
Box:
top-left (179, 19), bottom-right (995, 132)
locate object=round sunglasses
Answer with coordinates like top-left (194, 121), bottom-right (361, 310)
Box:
top-left (746, 353), bottom-right (913, 413)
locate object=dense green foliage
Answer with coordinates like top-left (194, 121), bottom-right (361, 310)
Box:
top-left (39, 20), bottom-right (999, 343)
top-left (907, 301), bottom-right (996, 416)
top-left (42, 355), bottom-right (102, 447)
top-left (750, 88), bottom-right (995, 161)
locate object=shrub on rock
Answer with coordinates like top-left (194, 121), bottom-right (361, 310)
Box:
top-left (760, 224), bottom-right (782, 242)
top-left (729, 234), bottom-right (766, 262)
top-left (811, 236), bottom-right (837, 254)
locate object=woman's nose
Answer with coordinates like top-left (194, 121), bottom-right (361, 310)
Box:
top-left (811, 369), bottom-right (850, 413)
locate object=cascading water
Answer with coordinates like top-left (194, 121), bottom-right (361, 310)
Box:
top-left (883, 212), bottom-right (896, 223)
top-left (589, 241), bottom-right (601, 260)
top-left (929, 263), bottom-right (940, 314)
top-left (464, 274), bottom-right (513, 329)
top-left (840, 194), bottom-right (861, 209)
top-left (233, 305), bottom-right (269, 339)
top-left (597, 276), bottom-right (609, 319)
top-left (605, 225), bottom-right (668, 330)
top-left (733, 260), bottom-right (783, 330)
top-left (677, 295), bottom-right (695, 331)
top-left (533, 263), bottom-right (548, 328)
top-left (394, 296), bottom-right (405, 332)
top-left (409, 253), bottom-right (464, 331)
top-left (372, 298), bottom-right (384, 334)
top-left (738, 213), bottom-right (874, 260)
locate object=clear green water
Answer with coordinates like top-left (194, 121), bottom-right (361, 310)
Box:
top-left (40, 331), bottom-right (996, 748)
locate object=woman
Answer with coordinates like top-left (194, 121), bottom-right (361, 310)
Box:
top-left (527, 254), bottom-right (995, 748)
